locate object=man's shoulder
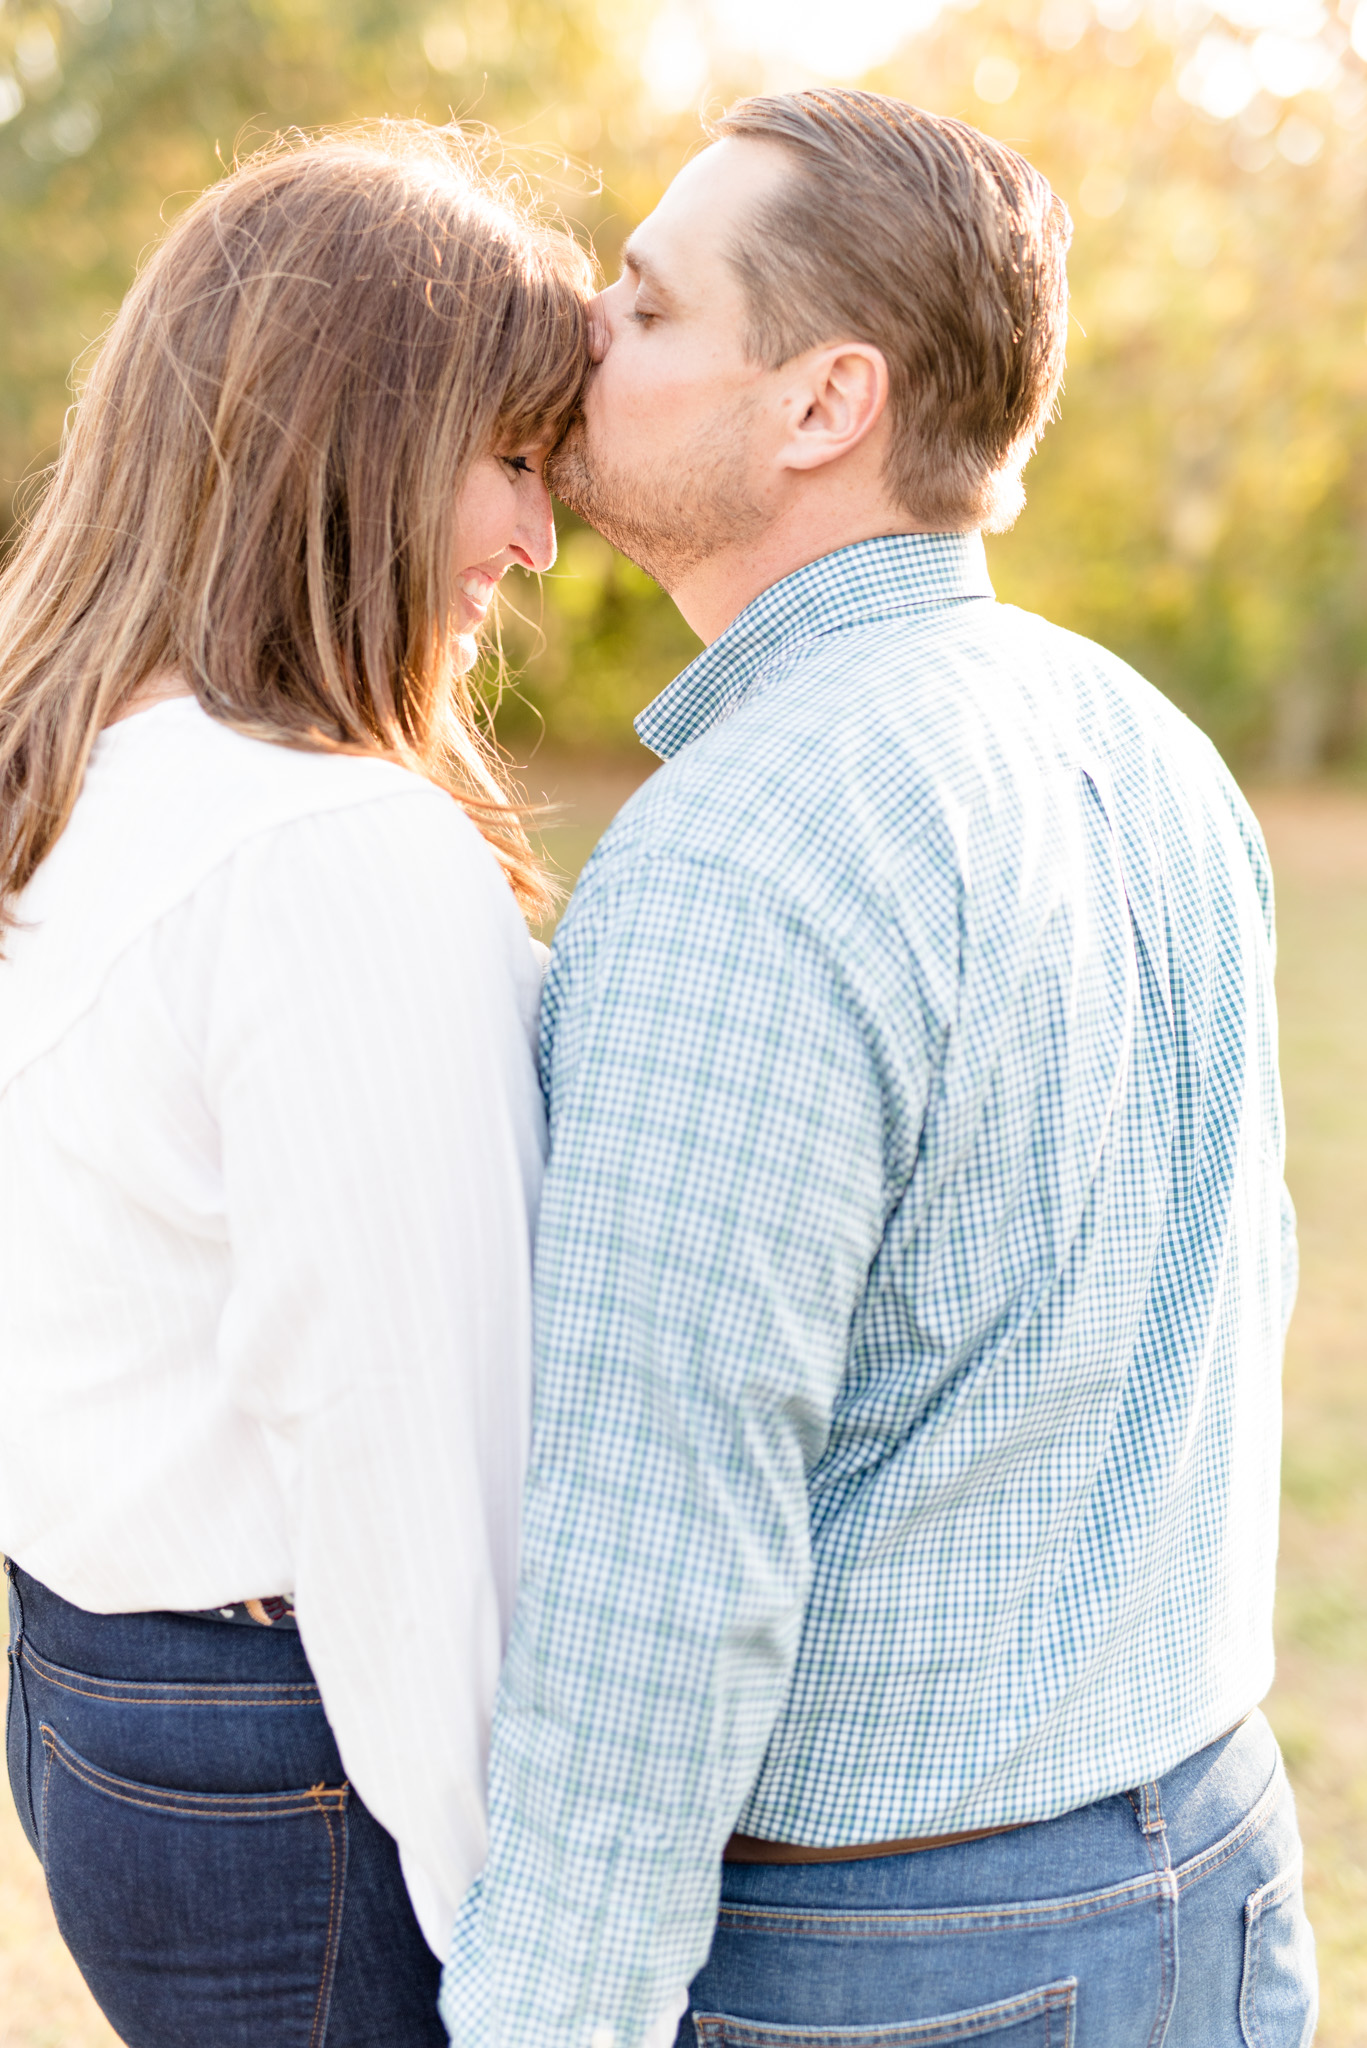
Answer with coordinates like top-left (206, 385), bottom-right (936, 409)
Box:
top-left (565, 592), bottom-right (1268, 987)
top-left (597, 600), bottom-right (1214, 868)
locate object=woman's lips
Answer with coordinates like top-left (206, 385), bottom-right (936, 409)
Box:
top-left (457, 570), bottom-right (498, 625)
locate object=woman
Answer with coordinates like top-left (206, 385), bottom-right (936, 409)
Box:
top-left (0, 123), bottom-right (590, 2043)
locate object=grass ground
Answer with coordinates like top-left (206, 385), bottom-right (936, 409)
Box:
top-left (1, 770), bottom-right (1363, 2045)
top-left (1254, 788), bottom-right (1367, 2046)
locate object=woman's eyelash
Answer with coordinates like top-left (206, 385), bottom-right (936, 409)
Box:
top-left (503, 455), bottom-right (533, 474)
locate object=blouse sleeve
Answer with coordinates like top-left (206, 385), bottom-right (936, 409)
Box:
top-left (202, 786), bottom-right (544, 1956)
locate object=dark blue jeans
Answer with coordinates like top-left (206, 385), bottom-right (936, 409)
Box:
top-left (685, 1712), bottom-right (1316, 2046)
top-left (5, 1563), bottom-right (446, 2047)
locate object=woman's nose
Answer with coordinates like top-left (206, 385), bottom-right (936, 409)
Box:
top-left (517, 476), bottom-right (557, 573)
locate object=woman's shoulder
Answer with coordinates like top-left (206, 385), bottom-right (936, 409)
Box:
top-left (89, 693), bottom-right (474, 867)
top-left (0, 697), bottom-right (501, 1096)
top-left (101, 692), bottom-right (436, 826)
top-left (22, 693), bottom-right (477, 949)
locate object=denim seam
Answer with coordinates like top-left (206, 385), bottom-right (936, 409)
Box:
top-left (8, 1582), bottom-right (39, 1847)
top-left (1128, 1787), bottom-right (1175, 2048)
top-left (22, 1643), bottom-right (319, 1706)
top-left (41, 1725), bottom-right (52, 1865)
top-left (40, 1726), bottom-right (347, 1819)
top-left (715, 1872), bottom-right (1171, 1939)
top-left (308, 1786), bottom-right (347, 2048)
top-left (1172, 1761), bottom-right (1284, 1897)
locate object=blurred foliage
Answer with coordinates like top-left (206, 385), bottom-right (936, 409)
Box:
top-left (2, 0), bottom-right (1366, 770)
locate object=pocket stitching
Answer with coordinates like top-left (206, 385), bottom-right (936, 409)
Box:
top-left (693, 1977), bottom-right (1077, 2046)
top-left (715, 1870), bottom-right (1168, 1939)
top-left (41, 1725), bottom-right (347, 1820)
top-left (22, 1641), bottom-right (320, 1707)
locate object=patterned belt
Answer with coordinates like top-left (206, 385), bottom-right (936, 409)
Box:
top-left (188, 1594), bottom-right (298, 1631)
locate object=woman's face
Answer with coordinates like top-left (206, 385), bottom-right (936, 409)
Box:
top-left (452, 447), bottom-right (557, 668)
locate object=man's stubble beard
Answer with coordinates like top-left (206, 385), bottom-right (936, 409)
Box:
top-left (546, 394), bottom-right (770, 592)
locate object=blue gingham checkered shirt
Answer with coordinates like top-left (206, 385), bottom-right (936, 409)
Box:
top-left (442, 533), bottom-right (1295, 2047)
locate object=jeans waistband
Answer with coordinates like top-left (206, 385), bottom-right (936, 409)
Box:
top-left (6, 1561), bottom-right (314, 1684)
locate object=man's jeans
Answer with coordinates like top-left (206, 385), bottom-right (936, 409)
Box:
top-left (684, 1712), bottom-right (1315, 2047)
top-left (5, 1563), bottom-right (446, 2048)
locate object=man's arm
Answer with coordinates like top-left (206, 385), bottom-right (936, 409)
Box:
top-left (442, 846), bottom-right (925, 2046)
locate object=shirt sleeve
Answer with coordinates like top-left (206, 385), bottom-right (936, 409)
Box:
top-left (204, 788), bottom-right (545, 1958)
top-left (441, 847), bottom-right (910, 2046)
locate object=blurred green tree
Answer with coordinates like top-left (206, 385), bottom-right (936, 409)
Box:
top-left (2, 0), bottom-right (1365, 771)
top-left (880, 4), bottom-right (1367, 773)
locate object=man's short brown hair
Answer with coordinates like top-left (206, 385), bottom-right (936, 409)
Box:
top-left (713, 90), bottom-right (1072, 532)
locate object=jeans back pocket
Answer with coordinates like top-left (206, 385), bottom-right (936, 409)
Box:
top-left (1240, 1863), bottom-right (1317, 2048)
top-left (693, 1978), bottom-right (1077, 2047)
top-left (41, 1723), bottom-right (349, 2048)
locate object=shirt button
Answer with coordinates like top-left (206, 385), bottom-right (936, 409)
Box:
top-left (590, 2028), bottom-right (615, 2048)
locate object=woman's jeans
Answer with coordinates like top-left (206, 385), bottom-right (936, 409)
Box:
top-left (685, 1712), bottom-right (1316, 2048)
top-left (5, 1563), bottom-right (446, 2048)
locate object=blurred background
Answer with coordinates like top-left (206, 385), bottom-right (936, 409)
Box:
top-left (1, 0), bottom-right (1365, 2040)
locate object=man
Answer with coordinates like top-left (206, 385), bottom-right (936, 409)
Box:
top-left (442, 90), bottom-right (1315, 2046)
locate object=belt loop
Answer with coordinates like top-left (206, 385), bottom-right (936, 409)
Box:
top-left (1128, 1778), bottom-right (1168, 1842)
top-left (4, 1557), bottom-right (24, 1636)
top-left (1128, 1774), bottom-right (1175, 1904)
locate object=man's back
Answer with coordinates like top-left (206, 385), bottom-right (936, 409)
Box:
top-left (452, 536), bottom-right (1293, 2041)
top-left (540, 535), bottom-right (1289, 1842)
top-left (442, 86), bottom-right (1312, 2048)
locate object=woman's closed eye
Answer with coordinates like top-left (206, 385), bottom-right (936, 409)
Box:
top-left (502, 454), bottom-right (534, 475)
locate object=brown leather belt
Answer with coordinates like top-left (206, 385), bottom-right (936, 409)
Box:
top-left (724, 1822), bottom-right (1028, 1864)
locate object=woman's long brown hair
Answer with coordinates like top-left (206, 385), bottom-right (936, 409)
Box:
top-left (0, 122), bottom-right (594, 935)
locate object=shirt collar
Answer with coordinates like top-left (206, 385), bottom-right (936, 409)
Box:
top-left (635, 531), bottom-right (995, 760)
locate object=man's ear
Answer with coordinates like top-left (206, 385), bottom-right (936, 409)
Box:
top-left (776, 342), bottom-right (890, 474)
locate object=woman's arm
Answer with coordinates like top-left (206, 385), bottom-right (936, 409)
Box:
top-left (204, 785), bottom-right (545, 1956)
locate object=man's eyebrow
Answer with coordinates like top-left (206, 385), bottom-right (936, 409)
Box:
top-left (620, 242), bottom-right (679, 310)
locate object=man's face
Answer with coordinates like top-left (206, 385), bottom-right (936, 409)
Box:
top-left (547, 140), bottom-right (790, 591)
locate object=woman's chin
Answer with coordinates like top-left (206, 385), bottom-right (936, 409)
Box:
top-left (453, 629), bottom-right (481, 674)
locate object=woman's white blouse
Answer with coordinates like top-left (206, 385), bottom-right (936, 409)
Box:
top-left (0, 698), bottom-right (547, 1957)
